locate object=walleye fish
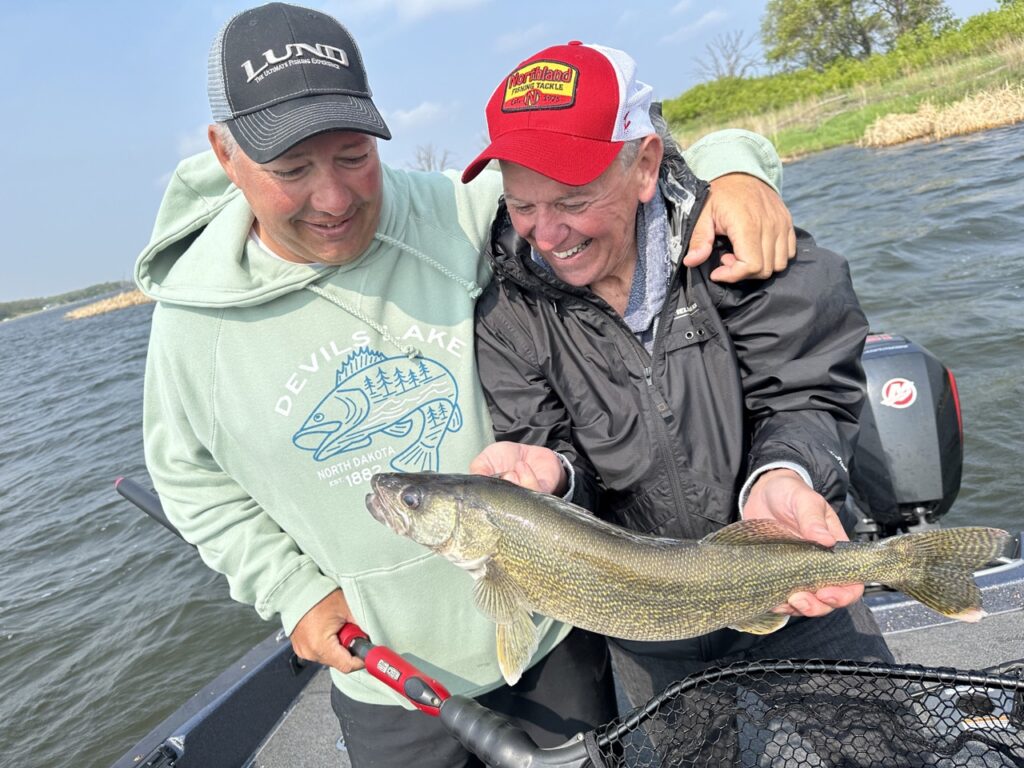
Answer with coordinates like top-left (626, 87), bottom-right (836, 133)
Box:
top-left (365, 472), bottom-right (1009, 685)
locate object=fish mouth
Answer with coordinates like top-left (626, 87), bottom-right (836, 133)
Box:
top-left (365, 489), bottom-right (410, 535)
top-left (292, 422), bottom-right (341, 453)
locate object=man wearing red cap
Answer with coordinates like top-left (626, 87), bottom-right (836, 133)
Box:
top-left (466, 40), bottom-right (893, 753)
top-left (137, 4), bottom-right (811, 765)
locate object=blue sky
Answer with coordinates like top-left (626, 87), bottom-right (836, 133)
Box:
top-left (0, 0), bottom-right (999, 302)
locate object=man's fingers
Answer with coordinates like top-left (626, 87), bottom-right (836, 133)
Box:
top-left (796, 518), bottom-right (835, 547)
top-left (512, 460), bottom-right (542, 492)
top-left (468, 453), bottom-right (495, 476)
top-left (779, 228), bottom-right (797, 272)
top-left (682, 207), bottom-right (715, 267)
top-left (322, 639), bottom-right (365, 674)
top-left (792, 496), bottom-right (839, 548)
top-left (824, 509), bottom-right (850, 544)
top-left (709, 217), bottom-right (779, 283)
top-left (780, 584), bottom-right (864, 617)
top-left (761, 226), bottom-right (777, 278)
top-left (469, 442), bottom-right (521, 478)
top-left (814, 583), bottom-right (864, 609)
top-left (787, 591), bottom-right (834, 617)
top-left (289, 590), bottom-right (365, 674)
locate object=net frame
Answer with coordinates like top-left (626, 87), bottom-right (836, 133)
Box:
top-left (587, 659), bottom-right (1024, 768)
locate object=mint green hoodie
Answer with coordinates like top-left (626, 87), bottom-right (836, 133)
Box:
top-left (136, 134), bottom-right (781, 706)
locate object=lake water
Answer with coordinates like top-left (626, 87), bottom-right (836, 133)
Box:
top-left (2, 124), bottom-right (1022, 766)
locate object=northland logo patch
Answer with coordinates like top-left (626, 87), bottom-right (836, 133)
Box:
top-left (502, 60), bottom-right (578, 112)
top-left (241, 43), bottom-right (350, 83)
top-left (291, 348), bottom-right (462, 472)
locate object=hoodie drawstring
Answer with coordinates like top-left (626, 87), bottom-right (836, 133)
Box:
top-left (303, 232), bottom-right (483, 359)
top-left (374, 233), bottom-right (483, 299)
top-left (304, 283), bottom-right (420, 359)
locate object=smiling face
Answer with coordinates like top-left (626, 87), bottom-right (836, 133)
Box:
top-left (500, 134), bottom-right (663, 299)
top-left (209, 128), bottom-right (384, 265)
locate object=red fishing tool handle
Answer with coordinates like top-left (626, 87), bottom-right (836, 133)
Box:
top-left (337, 623), bottom-right (451, 716)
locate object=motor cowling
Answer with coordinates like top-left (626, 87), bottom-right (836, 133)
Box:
top-left (849, 333), bottom-right (963, 535)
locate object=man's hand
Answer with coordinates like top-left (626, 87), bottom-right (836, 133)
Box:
top-left (684, 173), bottom-right (797, 282)
top-left (742, 469), bottom-right (863, 617)
top-left (469, 442), bottom-right (566, 495)
top-left (289, 589), bottom-right (364, 673)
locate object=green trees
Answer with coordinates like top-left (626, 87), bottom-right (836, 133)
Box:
top-left (662, 2), bottom-right (1024, 129)
top-left (762, 0), bottom-right (954, 71)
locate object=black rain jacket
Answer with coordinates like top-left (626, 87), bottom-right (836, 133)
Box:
top-left (474, 148), bottom-right (869, 541)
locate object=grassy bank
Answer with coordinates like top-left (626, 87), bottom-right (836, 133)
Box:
top-left (668, 6), bottom-right (1024, 159)
top-left (861, 81), bottom-right (1024, 147)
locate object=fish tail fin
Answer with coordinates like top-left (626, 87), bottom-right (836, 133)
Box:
top-left (885, 527), bottom-right (1009, 621)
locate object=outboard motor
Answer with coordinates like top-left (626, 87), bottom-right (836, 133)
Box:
top-left (849, 333), bottom-right (964, 538)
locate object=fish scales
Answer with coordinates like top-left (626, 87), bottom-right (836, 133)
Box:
top-left (366, 472), bottom-right (1010, 684)
top-left (488, 497), bottom-right (895, 640)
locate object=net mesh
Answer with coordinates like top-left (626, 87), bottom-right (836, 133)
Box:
top-left (589, 659), bottom-right (1024, 768)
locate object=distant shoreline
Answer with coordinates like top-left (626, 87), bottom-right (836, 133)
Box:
top-left (64, 289), bottom-right (153, 320)
top-left (0, 281), bottom-right (135, 323)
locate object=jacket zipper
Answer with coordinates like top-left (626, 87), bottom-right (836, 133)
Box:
top-left (638, 184), bottom-right (708, 522)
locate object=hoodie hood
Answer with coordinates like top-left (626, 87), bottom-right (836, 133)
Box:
top-left (136, 151), bottom-right (349, 308)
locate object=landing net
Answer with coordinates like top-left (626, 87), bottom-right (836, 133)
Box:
top-left (588, 659), bottom-right (1024, 767)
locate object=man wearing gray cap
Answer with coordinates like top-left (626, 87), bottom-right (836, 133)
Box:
top-left (136, 3), bottom-right (800, 765)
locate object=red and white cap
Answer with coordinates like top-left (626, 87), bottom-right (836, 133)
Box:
top-left (461, 41), bottom-right (655, 186)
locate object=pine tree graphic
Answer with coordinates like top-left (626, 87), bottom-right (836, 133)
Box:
top-left (375, 368), bottom-right (393, 395)
top-left (427, 405), bottom-right (441, 427)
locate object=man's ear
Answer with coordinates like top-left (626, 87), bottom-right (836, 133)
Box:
top-left (208, 125), bottom-right (240, 186)
top-left (636, 134), bottom-right (664, 204)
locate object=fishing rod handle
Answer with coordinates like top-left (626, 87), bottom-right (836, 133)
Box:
top-left (440, 695), bottom-right (592, 768)
top-left (337, 623), bottom-right (451, 716)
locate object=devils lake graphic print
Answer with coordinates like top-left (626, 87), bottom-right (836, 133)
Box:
top-left (292, 348), bottom-right (462, 472)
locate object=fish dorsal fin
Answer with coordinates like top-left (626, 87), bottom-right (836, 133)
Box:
top-left (730, 611), bottom-right (791, 635)
top-left (337, 348), bottom-right (387, 382)
top-left (701, 520), bottom-right (809, 546)
top-left (496, 611), bottom-right (539, 686)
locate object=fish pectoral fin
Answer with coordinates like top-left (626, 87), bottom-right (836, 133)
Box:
top-left (472, 564), bottom-right (526, 623)
top-left (496, 611), bottom-right (539, 686)
top-left (729, 611), bottom-right (790, 635)
top-left (383, 419), bottom-right (414, 437)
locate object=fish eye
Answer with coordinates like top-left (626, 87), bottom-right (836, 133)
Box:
top-left (313, 413), bottom-right (324, 422)
top-left (401, 487), bottom-right (423, 509)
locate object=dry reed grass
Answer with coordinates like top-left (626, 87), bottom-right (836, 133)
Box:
top-left (860, 82), bottom-right (1024, 147)
top-left (65, 289), bottom-right (153, 319)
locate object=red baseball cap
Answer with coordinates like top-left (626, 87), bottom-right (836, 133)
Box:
top-left (462, 41), bottom-right (656, 186)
